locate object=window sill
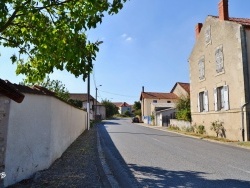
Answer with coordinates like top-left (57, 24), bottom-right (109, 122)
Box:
top-left (199, 78), bottom-right (206, 82)
top-left (215, 70), bottom-right (225, 77)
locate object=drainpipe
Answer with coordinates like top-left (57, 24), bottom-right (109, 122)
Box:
top-left (241, 102), bottom-right (248, 141)
top-left (241, 26), bottom-right (250, 141)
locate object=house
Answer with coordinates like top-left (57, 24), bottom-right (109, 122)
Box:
top-left (69, 93), bottom-right (106, 120)
top-left (171, 82), bottom-right (190, 98)
top-left (113, 102), bottom-right (132, 115)
top-left (0, 79), bottom-right (87, 186)
top-left (189, 0), bottom-right (250, 141)
top-left (140, 83), bottom-right (190, 125)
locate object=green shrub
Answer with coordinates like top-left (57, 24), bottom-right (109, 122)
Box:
top-left (196, 125), bottom-right (206, 134)
top-left (168, 125), bottom-right (180, 131)
top-left (176, 97), bottom-right (191, 122)
top-left (183, 126), bottom-right (195, 133)
top-left (192, 124), bottom-right (204, 134)
top-left (210, 120), bottom-right (225, 138)
top-left (124, 110), bottom-right (131, 117)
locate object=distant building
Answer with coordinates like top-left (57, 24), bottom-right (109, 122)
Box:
top-left (69, 93), bottom-right (106, 120)
top-left (140, 82), bottom-right (190, 125)
top-left (113, 102), bottom-right (132, 114)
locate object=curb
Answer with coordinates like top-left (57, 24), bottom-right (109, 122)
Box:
top-left (135, 123), bottom-right (250, 150)
top-left (97, 130), bottom-right (119, 188)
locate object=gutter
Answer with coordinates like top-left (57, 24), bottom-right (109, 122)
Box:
top-left (241, 102), bottom-right (248, 141)
top-left (241, 26), bottom-right (250, 141)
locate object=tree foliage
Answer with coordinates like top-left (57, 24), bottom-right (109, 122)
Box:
top-left (133, 101), bottom-right (141, 110)
top-left (102, 99), bottom-right (118, 118)
top-left (0, 0), bottom-right (127, 83)
top-left (133, 101), bottom-right (141, 116)
top-left (22, 76), bottom-right (70, 101)
top-left (176, 96), bottom-right (191, 122)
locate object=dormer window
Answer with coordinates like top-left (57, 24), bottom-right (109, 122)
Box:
top-left (215, 45), bottom-right (224, 73)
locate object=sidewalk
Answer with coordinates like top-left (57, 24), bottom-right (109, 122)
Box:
top-left (136, 123), bottom-right (250, 150)
top-left (10, 125), bottom-right (107, 188)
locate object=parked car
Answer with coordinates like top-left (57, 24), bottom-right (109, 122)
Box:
top-left (132, 117), bottom-right (139, 123)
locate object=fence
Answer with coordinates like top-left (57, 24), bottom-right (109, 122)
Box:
top-left (170, 119), bottom-right (191, 128)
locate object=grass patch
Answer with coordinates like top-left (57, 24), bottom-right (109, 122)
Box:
top-left (167, 127), bottom-right (237, 143)
top-left (238, 142), bottom-right (250, 147)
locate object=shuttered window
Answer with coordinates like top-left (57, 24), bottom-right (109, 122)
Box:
top-left (214, 85), bottom-right (229, 111)
top-left (198, 90), bottom-right (209, 112)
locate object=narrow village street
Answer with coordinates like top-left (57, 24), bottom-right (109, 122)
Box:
top-left (98, 118), bottom-right (250, 188)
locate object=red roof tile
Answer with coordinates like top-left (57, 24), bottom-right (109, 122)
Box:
top-left (69, 93), bottom-right (94, 101)
top-left (140, 92), bottom-right (178, 100)
top-left (0, 79), bottom-right (25, 103)
top-left (211, 16), bottom-right (250, 28)
top-left (113, 102), bottom-right (131, 107)
top-left (171, 82), bottom-right (190, 94)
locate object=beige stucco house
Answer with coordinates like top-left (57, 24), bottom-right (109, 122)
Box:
top-left (69, 93), bottom-right (106, 120)
top-left (113, 102), bottom-right (132, 115)
top-left (140, 83), bottom-right (190, 124)
top-left (189, 0), bottom-right (250, 141)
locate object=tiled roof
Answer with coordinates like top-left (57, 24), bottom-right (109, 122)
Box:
top-left (177, 82), bottom-right (190, 94)
top-left (0, 79), bottom-right (59, 103)
top-left (170, 82), bottom-right (190, 95)
top-left (113, 102), bottom-right (131, 107)
top-left (211, 16), bottom-right (250, 27)
top-left (0, 79), bottom-right (25, 103)
top-left (140, 92), bottom-right (178, 100)
top-left (69, 93), bottom-right (95, 102)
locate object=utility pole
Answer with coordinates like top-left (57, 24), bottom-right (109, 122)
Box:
top-left (95, 85), bottom-right (102, 120)
top-left (87, 72), bottom-right (90, 130)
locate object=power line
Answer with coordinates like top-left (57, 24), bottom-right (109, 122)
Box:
top-left (98, 89), bottom-right (138, 98)
top-left (92, 68), bottom-right (97, 89)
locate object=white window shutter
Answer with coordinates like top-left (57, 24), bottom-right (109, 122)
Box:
top-left (204, 90), bottom-right (209, 112)
top-left (197, 93), bottom-right (200, 112)
top-left (224, 85), bottom-right (229, 110)
top-left (214, 88), bottom-right (218, 111)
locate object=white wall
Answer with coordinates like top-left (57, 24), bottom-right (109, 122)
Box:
top-left (4, 94), bottom-right (87, 187)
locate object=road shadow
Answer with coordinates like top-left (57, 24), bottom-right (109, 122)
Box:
top-left (97, 123), bottom-right (138, 187)
top-left (128, 164), bottom-right (250, 188)
top-left (102, 121), bottom-right (121, 125)
top-left (97, 123), bottom-right (250, 188)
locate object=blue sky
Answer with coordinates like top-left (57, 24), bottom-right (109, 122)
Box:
top-left (1, 0), bottom-right (250, 104)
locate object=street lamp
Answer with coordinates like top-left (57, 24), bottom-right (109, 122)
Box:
top-left (95, 85), bottom-right (102, 120)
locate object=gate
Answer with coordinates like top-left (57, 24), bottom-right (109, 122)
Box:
top-left (162, 115), bottom-right (170, 127)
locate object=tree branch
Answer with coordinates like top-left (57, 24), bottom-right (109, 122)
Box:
top-left (0, 8), bottom-right (20, 33)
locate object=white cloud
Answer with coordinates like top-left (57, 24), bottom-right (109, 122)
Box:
top-left (126, 37), bottom-right (132, 41)
top-left (121, 33), bottom-right (127, 38)
top-left (121, 33), bottom-right (133, 42)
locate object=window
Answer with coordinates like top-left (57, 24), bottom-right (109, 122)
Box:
top-left (215, 45), bottom-right (224, 73)
top-left (167, 101), bottom-right (171, 103)
top-left (214, 85), bottom-right (229, 111)
top-left (205, 25), bottom-right (211, 45)
top-left (153, 100), bottom-right (157, 103)
top-left (198, 56), bottom-right (205, 80)
top-left (198, 91), bottom-right (208, 112)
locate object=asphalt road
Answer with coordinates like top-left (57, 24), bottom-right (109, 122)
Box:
top-left (97, 118), bottom-right (250, 188)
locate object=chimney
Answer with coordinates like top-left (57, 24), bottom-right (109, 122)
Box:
top-left (142, 86), bottom-right (144, 93)
top-left (219, 0), bottom-right (229, 20)
top-left (195, 23), bottom-right (203, 39)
